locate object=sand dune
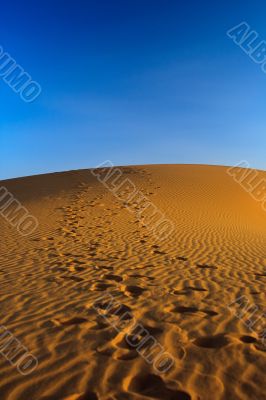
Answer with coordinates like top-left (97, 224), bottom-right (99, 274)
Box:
top-left (0, 164), bottom-right (265, 400)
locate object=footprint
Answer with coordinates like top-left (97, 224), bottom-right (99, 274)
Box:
top-left (196, 264), bottom-right (218, 269)
top-left (239, 335), bottom-right (257, 344)
top-left (124, 285), bottom-right (146, 297)
top-left (193, 334), bottom-right (230, 349)
top-left (103, 273), bottom-right (123, 282)
top-left (129, 373), bottom-right (191, 400)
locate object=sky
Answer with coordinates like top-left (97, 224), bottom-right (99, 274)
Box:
top-left (0, 0), bottom-right (265, 180)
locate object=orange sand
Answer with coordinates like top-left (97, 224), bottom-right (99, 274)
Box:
top-left (0, 164), bottom-right (265, 400)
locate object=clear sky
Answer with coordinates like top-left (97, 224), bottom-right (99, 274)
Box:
top-left (0, 0), bottom-right (265, 180)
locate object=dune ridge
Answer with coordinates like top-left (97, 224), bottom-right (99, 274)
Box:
top-left (0, 164), bottom-right (265, 400)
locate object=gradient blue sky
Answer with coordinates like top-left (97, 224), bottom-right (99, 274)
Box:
top-left (0, 0), bottom-right (265, 179)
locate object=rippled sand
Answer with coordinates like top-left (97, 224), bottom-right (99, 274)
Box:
top-left (0, 164), bottom-right (265, 400)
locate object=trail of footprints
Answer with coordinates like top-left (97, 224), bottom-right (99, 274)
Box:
top-left (42, 171), bottom-right (264, 336)
top-left (30, 168), bottom-right (265, 399)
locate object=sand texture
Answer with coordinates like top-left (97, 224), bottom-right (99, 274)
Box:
top-left (0, 164), bottom-right (265, 400)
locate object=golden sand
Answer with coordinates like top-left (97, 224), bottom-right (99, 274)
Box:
top-left (0, 164), bottom-right (265, 400)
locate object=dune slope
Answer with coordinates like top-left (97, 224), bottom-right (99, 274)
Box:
top-left (0, 164), bottom-right (265, 400)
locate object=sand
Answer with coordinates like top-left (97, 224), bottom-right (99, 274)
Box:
top-left (0, 164), bottom-right (265, 400)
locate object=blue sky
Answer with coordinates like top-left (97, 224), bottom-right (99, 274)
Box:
top-left (0, 0), bottom-right (265, 179)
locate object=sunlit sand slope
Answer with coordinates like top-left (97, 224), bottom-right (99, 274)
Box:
top-left (0, 164), bottom-right (265, 400)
